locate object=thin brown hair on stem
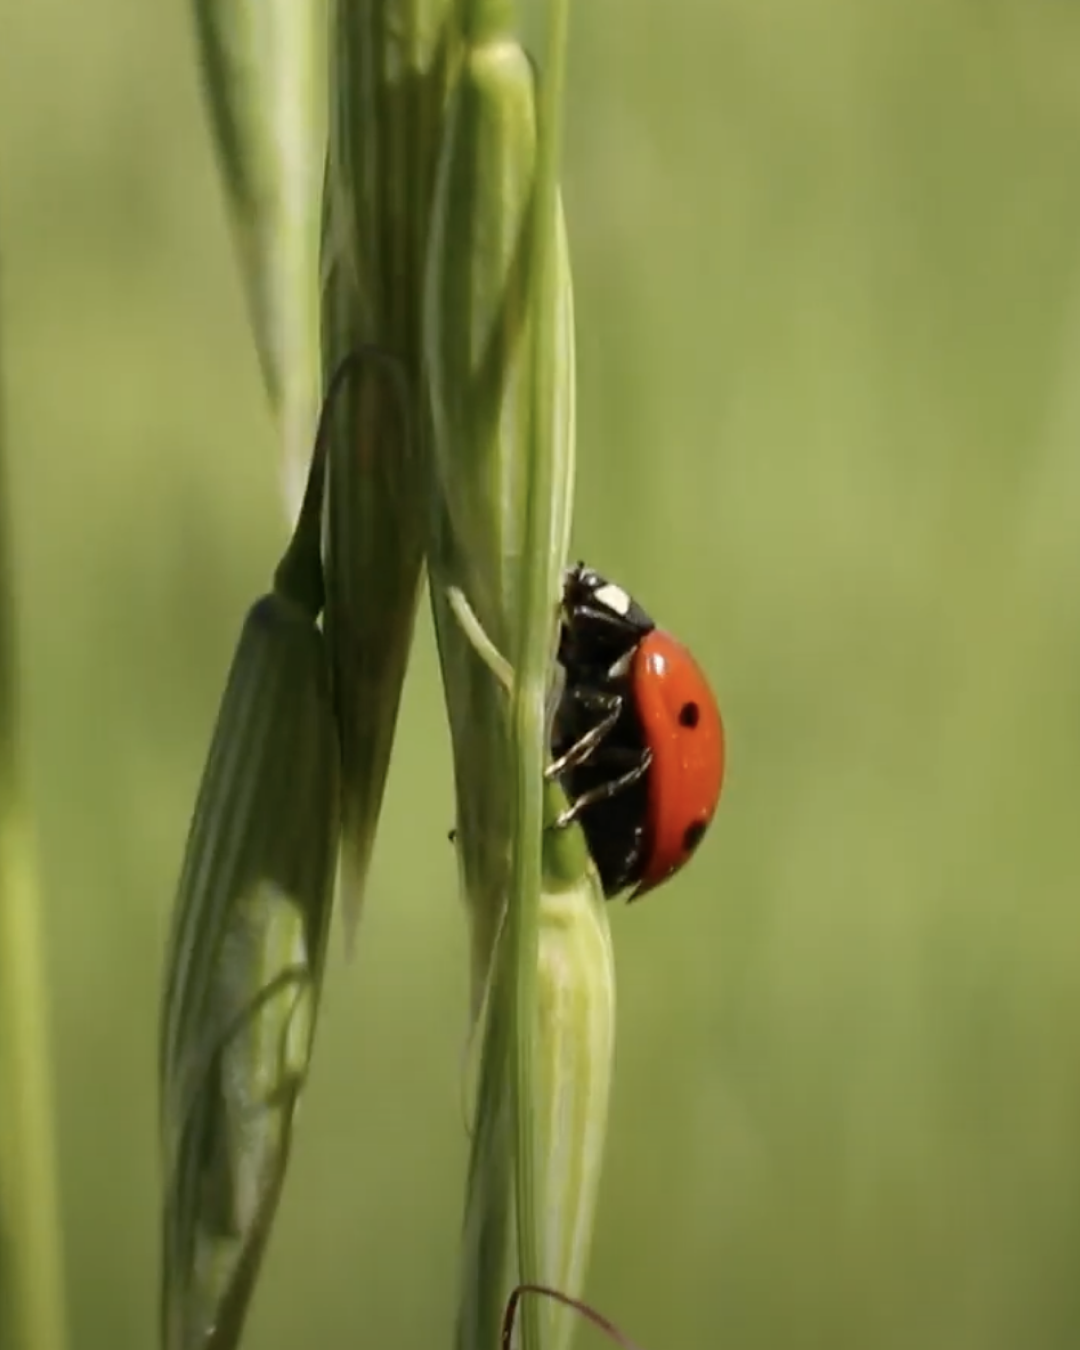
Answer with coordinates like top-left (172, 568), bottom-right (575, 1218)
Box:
top-left (501, 1283), bottom-right (647, 1350)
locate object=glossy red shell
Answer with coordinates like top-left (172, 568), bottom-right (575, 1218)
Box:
top-left (629, 629), bottom-right (725, 896)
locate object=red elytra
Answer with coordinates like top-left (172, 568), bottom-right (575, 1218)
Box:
top-left (550, 563), bottom-right (726, 900)
top-left (630, 628), bottom-right (726, 896)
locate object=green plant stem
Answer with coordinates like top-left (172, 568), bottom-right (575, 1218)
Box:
top-left (508, 3), bottom-right (570, 1348)
top-left (0, 280), bottom-right (67, 1350)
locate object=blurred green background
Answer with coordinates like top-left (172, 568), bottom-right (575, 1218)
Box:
top-left (5, 0), bottom-right (1080, 1346)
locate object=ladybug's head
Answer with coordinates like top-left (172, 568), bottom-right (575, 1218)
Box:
top-left (560, 563), bottom-right (656, 678)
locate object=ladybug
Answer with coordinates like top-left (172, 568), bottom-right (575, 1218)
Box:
top-left (548, 563), bottom-right (725, 899)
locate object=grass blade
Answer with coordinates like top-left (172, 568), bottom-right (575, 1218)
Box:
top-left (159, 592), bottom-right (339, 1350)
top-left (321, 0), bottom-right (458, 943)
top-left (191, 0), bottom-right (326, 513)
top-left (159, 411), bottom-right (340, 1350)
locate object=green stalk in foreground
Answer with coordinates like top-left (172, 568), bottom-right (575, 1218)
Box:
top-left (426, 2), bottom-right (605, 1348)
top-left (507, 3), bottom-right (572, 1345)
top-left (0, 274), bottom-right (68, 1350)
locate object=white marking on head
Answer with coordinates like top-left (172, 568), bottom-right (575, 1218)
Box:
top-left (593, 582), bottom-right (632, 617)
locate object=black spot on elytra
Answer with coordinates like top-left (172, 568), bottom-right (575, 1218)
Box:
top-left (682, 819), bottom-right (706, 853)
top-left (678, 701), bottom-right (700, 728)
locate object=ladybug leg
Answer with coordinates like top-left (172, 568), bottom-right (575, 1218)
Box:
top-left (553, 748), bottom-right (653, 829)
top-left (545, 691), bottom-right (623, 779)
